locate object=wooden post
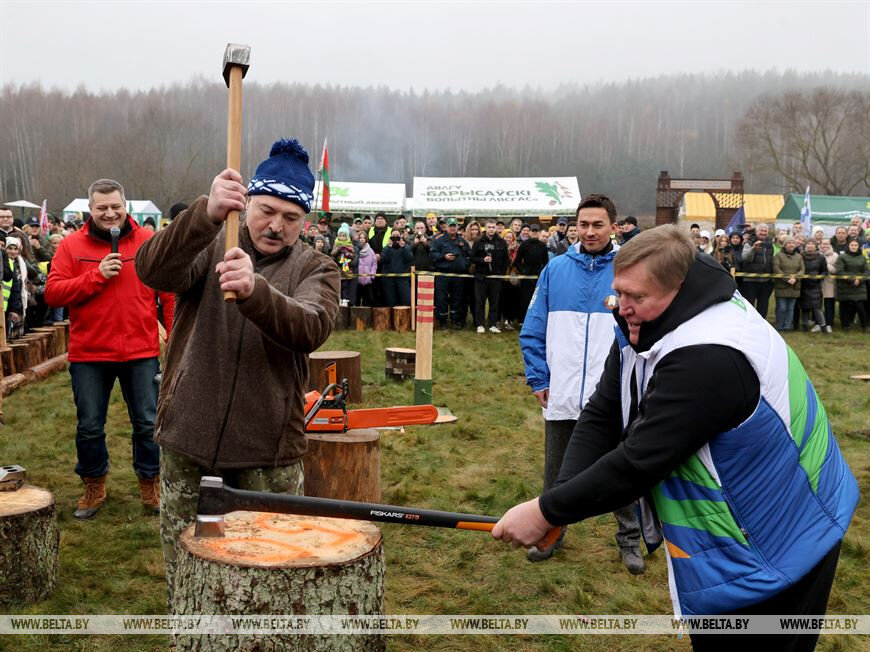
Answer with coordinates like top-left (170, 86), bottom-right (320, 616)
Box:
top-left (304, 429), bottom-right (381, 502)
top-left (414, 275), bottom-right (434, 405)
top-left (9, 343), bottom-right (30, 374)
top-left (392, 306), bottom-right (411, 332)
top-left (335, 304), bottom-right (350, 331)
top-left (309, 351), bottom-right (362, 403)
top-left (0, 347), bottom-right (14, 376)
top-left (174, 513), bottom-right (384, 651)
top-left (385, 347), bottom-right (415, 381)
top-left (410, 266), bottom-right (416, 332)
top-left (372, 307), bottom-right (392, 331)
top-left (0, 485), bottom-right (59, 606)
top-left (351, 306), bottom-right (372, 331)
top-left (30, 328), bottom-right (58, 361)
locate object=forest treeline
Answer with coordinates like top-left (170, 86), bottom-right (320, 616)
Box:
top-left (1, 70), bottom-right (868, 216)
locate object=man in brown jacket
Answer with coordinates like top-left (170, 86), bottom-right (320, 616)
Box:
top-left (136, 138), bottom-right (340, 606)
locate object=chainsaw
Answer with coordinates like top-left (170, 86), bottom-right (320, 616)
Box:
top-left (304, 364), bottom-right (438, 433)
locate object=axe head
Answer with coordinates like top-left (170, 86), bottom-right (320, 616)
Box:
top-left (222, 43), bottom-right (251, 87)
top-left (194, 476), bottom-right (227, 537)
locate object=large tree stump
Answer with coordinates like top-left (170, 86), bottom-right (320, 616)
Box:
top-left (9, 343), bottom-right (31, 374)
top-left (371, 307), bottom-right (391, 332)
top-left (385, 348), bottom-right (415, 381)
top-left (51, 322), bottom-right (68, 355)
top-left (392, 307), bottom-right (411, 332)
top-left (351, 306), bottom-right (372, 331)
top-left (335, 305), bottom-right (351, 331)
top-left (304, 429), bottom-right (381, 502)
top-left (0, 485), bottom-right (59, 606)
top-left (30, 328), bottom-right (59, 359)
top-left (309, 351), bottom-right (362, 404)
top-left (174, 513), bottom-right (384, 652)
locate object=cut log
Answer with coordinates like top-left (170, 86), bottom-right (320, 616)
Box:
top-left (0, 485), bottom-right (59, 606)
top-left (0, 347), bottom-right (14, 376)
top-left (9, 343), bottom-right (31, 374)
top-left (174, 513), bottom-right (384, 652)
top-left (335, 304), bottom-right (351, 331)
top-left (30, 328), bottom-right (59, 360)
top-left (351, 306), bottom-right (372, 331)
top-left (309, 351), bottom-right (362, 403)
top-left (304, 428), bottom-right (381, 502)
top-left (17, 336), bottom-right (44, 367)
top-left (392, 306), bottom-right (411, 332)
top-left (51, 323), bottom-right (68, 355)
top-left (372, 307), bottom-right (392, 331)
top-left (385, 347), bottom-right (416, 381)
top-left (1, 355), bottom-right (68, 398)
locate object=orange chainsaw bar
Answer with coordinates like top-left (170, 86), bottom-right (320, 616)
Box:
top-left (304, 403), bottom-right (439, 432)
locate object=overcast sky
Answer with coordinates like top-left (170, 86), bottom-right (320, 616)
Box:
top-left (1, 1), bottom-right (868, 93)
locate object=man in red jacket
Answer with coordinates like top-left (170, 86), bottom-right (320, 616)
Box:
top-left (46, 179), bottom-right (174, 520)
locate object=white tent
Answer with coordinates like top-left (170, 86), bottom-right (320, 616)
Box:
top-left (412, 177), bottom-right (580, 217)
top-left (313, 181), bottom-right (406, 214)
top-left (4, 200), bottom-right (41, 209)
top-left (63, 199), bottom-right (162, 226)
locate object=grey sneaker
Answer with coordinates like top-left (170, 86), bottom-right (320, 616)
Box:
top-left (810, 324), bottom-right (822, 333)
top-left (621, 548), bottom-right (645, 575)
top-left (526, 527), bottom-right (567, 562)
top-left (824, 325), bottom-right (833, 333)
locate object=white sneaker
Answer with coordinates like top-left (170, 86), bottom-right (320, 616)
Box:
top-left (489, 326), bottom-right (501, 334)
top-left (824, 325), bottom-right (833, 333)
top-left (810, 324), bottom-right (821, 333)
top-left (476, 326), bottom-right (485, 334)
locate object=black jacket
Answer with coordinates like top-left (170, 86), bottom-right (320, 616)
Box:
top-left (412, 240), bottom-right (434, 272)
top-left (430, 234), bottom-right (471, 273)
top-left (741, 237), bottom-right (774, 279)
top-left (470, 234), bottom-right (508, 277)
top-left (514, 238), bottom-right (549, 276)
top-left (539, 253), bottom-right (759, 525)
top-left (380, 242), bottom-right (413, 274)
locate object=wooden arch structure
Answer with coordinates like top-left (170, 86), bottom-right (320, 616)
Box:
top-left (655, 171), bottom-right (744, 230)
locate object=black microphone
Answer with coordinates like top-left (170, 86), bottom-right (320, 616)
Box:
top-left (110, 226), bottom-right (120, 254)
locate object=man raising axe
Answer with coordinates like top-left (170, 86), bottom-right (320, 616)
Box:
top-left (136, 139), bottom-right (340, 606)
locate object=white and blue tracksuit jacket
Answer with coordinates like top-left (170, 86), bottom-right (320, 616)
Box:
top-left (520, 242), bottom-right (619, 421)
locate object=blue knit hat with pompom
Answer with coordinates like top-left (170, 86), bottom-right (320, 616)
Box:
top-left (247, 139), bottom-right (315, 213)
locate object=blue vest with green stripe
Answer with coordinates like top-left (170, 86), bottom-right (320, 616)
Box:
top-left (618, 291), bottom-right (858, 616)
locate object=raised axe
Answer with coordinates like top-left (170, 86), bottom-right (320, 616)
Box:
top-left (221, 42), bottom-right (251, 303)
top-left (193, 476), bottom-right (562, 550)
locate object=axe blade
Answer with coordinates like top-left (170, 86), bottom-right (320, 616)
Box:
top-left (222, 43), bottom-right (251, 87)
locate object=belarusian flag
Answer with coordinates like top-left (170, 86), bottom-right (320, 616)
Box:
top-left (319, 139), bottom-right (330, 212)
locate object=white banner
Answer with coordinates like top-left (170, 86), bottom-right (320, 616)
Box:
top-left (412, 177), bottom-right (581, 217)
top-left (1, 614), bottom-right (866, 635)
top-left (313, 181), bottom-right (406, 214)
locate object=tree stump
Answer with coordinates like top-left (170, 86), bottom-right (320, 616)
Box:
top-left (51, 323), bottom-right (68, 355)
top-left (30, 328), bottom-right (58, 359)
top-left (351, 306), bottom-right (372, 331)
top-left (392, 307), bottom-right (411, 332)
top-left (9, 343), bottom-right (31, 374)
top-left (304, 429), bottom-right (381, 502)
top-left (309, 351), bottom-right (362, 404)
top-left (372, 307), bottom-right (392, 332)
top-left (174, 513), bottom-right (384, 652)
top-left (0, 347), bottom-right (15, 376)
top-left (0, 485), bottom-right (59, 606)
top-left (385, 348), bottom-right (416, 381)
top-left (17, 336), bottom-right (43, 366)
top-left (335, 305), bottom-right (351, 331)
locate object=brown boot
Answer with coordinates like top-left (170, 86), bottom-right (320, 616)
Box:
top-left (74, 475), bottom-right (107, 520)
top-left (138, 475), bottom-right (160, 514)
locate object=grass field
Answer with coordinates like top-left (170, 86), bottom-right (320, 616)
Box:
top-left (2, 328), bottom-right (868, 651)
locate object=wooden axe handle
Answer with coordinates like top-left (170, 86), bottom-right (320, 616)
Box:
top-left (224, 65), bottom-right (243, 303)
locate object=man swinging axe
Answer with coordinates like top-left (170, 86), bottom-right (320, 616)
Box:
top-left (135, 43), bottom-right (341, 607)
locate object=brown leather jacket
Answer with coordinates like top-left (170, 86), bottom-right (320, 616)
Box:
top-left (135, 196), bottom-right (340, 469)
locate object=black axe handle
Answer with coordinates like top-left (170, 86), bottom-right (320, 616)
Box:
top-left (197, 477), bottom-right (561, 548)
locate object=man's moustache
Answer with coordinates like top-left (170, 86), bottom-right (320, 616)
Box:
top-left (263, 229), bottom-right (283, 241)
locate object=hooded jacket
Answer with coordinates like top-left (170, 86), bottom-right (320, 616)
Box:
top-left (520, 241), bottom-right (618, 421)
top-left (45, 216), bottom-right (174, 362)
top-left (539, 253), bottom-right (857, 616)
top-left (135, 196), bottom-right (340, 469)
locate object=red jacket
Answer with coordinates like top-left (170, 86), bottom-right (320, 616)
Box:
top-left (45, 217), bottom-right (174, 362)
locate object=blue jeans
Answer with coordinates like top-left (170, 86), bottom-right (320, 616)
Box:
top-left (70, 357), bottom-right (160, 479)
top-left (775, 297), bottom-right (798, 330)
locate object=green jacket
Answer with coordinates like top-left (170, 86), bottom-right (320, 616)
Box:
top-left (834, 250), bottom-right (868, 301)
top-left (772, 249), bottom-right (804, 298)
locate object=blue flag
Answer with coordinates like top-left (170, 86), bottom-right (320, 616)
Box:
top-left (800, 186), bottom-right (812, 235)
top-left (725, 205), bottom-right (746, 235)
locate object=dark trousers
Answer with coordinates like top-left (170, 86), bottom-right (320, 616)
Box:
top-left (474, 277), bottom-right (501, 328)
top-left (690, 541), bottom-right (842, 652)
top-left (340, 278), bottom-right (358, 306)
top-left (70, 357), bottom-right (160, 479)
top-left (383, 277), bottom-right (411, 307)
top-left (544, 419), bottom-right (640, 551)
top-left (519, 278), bottom-right (536, 321)
top-left (840, 300), bottom-right (868, 330)
top-left (435, 275), bottom-right (464, 326)
top-left (356, 283), bottom-right (374, 307)
top-left (742, 281), bottom-right (773, 320)
top-left (824, 297), bottom-right (836, 328)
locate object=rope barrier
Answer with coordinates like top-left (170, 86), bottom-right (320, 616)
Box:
top-left (341, 270), bottom-right (869, 281)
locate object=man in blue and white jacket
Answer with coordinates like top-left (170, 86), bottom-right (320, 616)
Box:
top-left (519, 194), bottom-right (643, 570)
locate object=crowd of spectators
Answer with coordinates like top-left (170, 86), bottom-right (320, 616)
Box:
top-left (301, 211), bottom-right (644, 332)
top-left (688, 215), bottom-right (869, 332)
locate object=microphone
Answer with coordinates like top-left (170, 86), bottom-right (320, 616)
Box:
top-left (110, 226), bottom-right (120, 254)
